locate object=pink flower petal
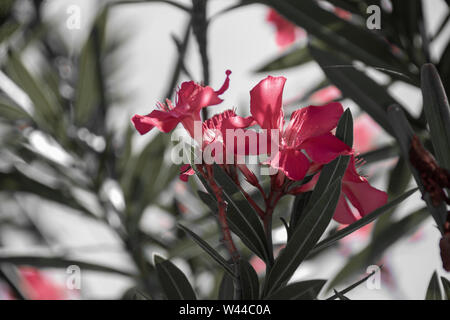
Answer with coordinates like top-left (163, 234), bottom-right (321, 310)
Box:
top-left (343, 181), bottom-right (388, 218)
top-left (333, 194), bottom-right (361, 225)
top-left (250, 76), bottom-right (286, 131)
top-left (270, 149), bottom-right (310, 181)
top-left (285, 102), bottom-right (344, 144)
top-left (266, 9), bottom-right (298, 48)
top-left (301, 133), bottom-right (351, 164)
top-left (131, 110), bottom-right (181, 135)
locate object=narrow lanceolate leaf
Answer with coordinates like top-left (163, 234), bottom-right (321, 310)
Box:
top-left (0, 256), bottom-right (135, 277)
top-left (388, 106), bottom-right (447, 232)
top-left (266, 280), bottom-right (326, 300)
top-left (335, 109), bottom-right (353, 147)
top-left (218, 272), bottom-right (235, 300)
top-left (309, 44), bottom-right (414, 137)
top-left (263, 0), bottom-right (411, 77)
top-left (239, 259), bottom-right (259, 300)
top-left (326, 270), bottom-right (378, 300)
top-left (333, 289), bottom-right (350, 300)
top-left (421, 63), bottom-right (450, 170)
top-left (310, 188), bottom-right (418, 255)
top-left (265, 179), bottom-right (342, 296)
top-left (441, 277), bottom-right (450, 300)
top-left (178, 224), bottom-right (236, 279)
top-left (425, 271), bottom-right (442, 300)
top-left (212, 164), bottom-right (270, 262)
top-left (5, 50), bottom-right (61, 134)
top-left (256, 46), bottom-right (312, 72)
top-left (154, 255), bottom-right (196, 300)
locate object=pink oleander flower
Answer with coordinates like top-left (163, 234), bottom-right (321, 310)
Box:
top-left (20, 267), bottom-right (68, 300)
top-left (248, 75), bottom-right (351, 181)
top-left (309, 85), bottom-right (342, 105)
top-left (299, 154), bottom-right (388, 224)
top-left (266, 9), bottom-right (305, 48)
top-left (179, 109), bottom-right (255, 182)
top-left (132, 70), bottom-right (232, 138)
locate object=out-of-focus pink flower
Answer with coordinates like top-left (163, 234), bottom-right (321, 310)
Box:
top-left (298, 155), bottom-right (388, 224)
top-left (334, 7), bottom-right (352, 20)
top-left (249, 256), bottom-right (266, 275)
top-left (20, 267), bottom-right (68, 300)
top-left (249, 76), bottom-right (351, 181)
top-left (132, 70), bottom-right (232, 137)
top-left (309, 85), bottom-right (342, 105)
top-left (353, 114), bottom-right (382, 154)
top-left (266, 9), bottom-right (305, 48)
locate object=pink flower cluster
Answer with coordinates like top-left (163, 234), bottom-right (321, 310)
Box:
top-left (132, 72), bottom-right (387, 224)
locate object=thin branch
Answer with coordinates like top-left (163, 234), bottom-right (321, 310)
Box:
top-left (163, 20), bottom-right (193, 100)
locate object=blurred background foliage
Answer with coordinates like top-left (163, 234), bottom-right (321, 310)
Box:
top-left (0, 0), bottom-right (449, 299)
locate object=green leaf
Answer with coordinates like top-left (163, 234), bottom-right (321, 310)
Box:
top-left (74, 34), bottom-right (100, 125)
top-left (303, 155), bottom-right (350, 216)
top-left (421, 63), bottom-right (450, 170)
top-left (239, 259), bottom-right (259, 300)
top-left (289, 191), bottom-right (312, 239)
top-left (154, 255), bottom-right (197, 300)
top-left (310, 188), bottom-right (418, 255)
top-left (309, 44), bottom-right (410, 136)
top-left (388, 106), bottom-right (447, 232)
top-left (359, 144), bottom-right (399, 164)
top-left (178, 224), bottom-right (236, 279)
top-left (263, 0), bottom-right (411, 77)
top-left (264, 179), bottom-right (342, 296)
top-left (0, 256), bottom-right (135, 277)
top-left (212, 164), bottom-right (270, 262)
top-left (333, 289), bottom-right (350, 300)
top-left (425, 271), bottom-right (442, 300)
top-left (5, 50), bottom-right (62, 135)
top-left (218, 272), bottom-right (235, 300)
top-left (256, 46), bottom-right (312, 72)
top-left (335, 108), bottom-right (353, 147)
top-left (265, 280), bottom-right (326, 300)
top-left (0, 97), bottom-right (31, 121)
top-left (326, 269), bottom-right (378, 300)
top-left (441, 277), bottom-right (450, 300)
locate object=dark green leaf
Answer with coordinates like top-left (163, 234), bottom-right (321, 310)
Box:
top-left (218, 272), bottom-right (235, 300)
top-left (0, 256), bottom-right (135, 277)
top-left (256, 46), bottom-right (312, 72)
top-left (333, 289), bottom-right (350, 300)
top-left (388, 106), bottom-right (447, 232)
top-left (178, 224), bottom-right (236, 279)
top-left (264, 0), bottom-right (411, 77)
top-left (309, 44), bottom-right (410, 136)
top-left (421, 63), bottom-right (450, 170)
top-left (441, 277), bottom-right (450, 300)
top-left (266, 280), bottom-right (325, 300)
top-left (265, 179), bottom-right (342, 296)
top-left (239, 259), bottom-right (259, 300)
top-left (154, 255), bottom-right (197, 300)
top-left (425, 271), bottom-right (442, 300)
top-left (335, 108), bottom-right (353, 147)
top-left (359, 144), bottom-right (399, 164)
